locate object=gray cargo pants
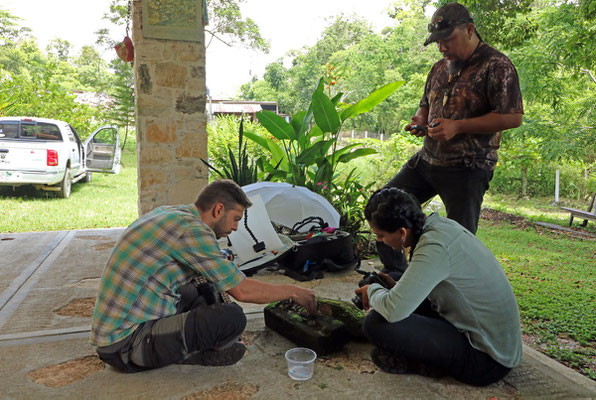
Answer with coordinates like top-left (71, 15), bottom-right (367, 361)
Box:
top-left (96, 281), bottom-right (246, 372)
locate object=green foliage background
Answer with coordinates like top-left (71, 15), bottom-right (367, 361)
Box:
top-left (238, 0), bottom-right (595, 200)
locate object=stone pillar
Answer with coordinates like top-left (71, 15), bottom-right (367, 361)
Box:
top-left (132, 0), bottom-right (208, 215)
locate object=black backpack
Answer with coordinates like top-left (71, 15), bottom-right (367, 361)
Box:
top-left (274, 217), bottom-right (360, 281)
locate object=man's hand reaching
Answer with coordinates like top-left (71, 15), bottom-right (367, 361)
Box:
top-left (290, 286), bottom-right (317, 314)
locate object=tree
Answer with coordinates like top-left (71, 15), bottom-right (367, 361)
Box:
top-left (46, 38), bottom-right (72, 61)
top-left (0, 10), bottom-right (35, 75)
top-left (72, 45), bottom-right (111, 91)
top-left (205, 0), bottom-right (269, 52)
top-left (0, 9), bottom-right (31, 44)
top-left (97, 0), bottom-right (269, 53)
top-left (107, 58), bottom-right (135, 150)
top-left (450, 0), bottom-right (534, 47)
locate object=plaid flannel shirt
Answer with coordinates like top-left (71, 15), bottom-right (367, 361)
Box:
top-left (89, 204), bottom-right (245, 347)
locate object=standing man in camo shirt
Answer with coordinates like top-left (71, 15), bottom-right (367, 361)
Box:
top-left (379, 2), bottom-right (523, 274)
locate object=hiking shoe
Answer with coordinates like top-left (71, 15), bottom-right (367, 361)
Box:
top-left (179, 342), bottom-right (246, 366)
top-left (370, 347), bottom-right (445, 378)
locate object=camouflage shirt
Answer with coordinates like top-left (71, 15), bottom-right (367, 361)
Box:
top-left (419, 42), bottom-right (523, 170)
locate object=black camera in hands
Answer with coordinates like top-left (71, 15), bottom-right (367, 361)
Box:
top-left (351, 269), bottom-right (389, 310)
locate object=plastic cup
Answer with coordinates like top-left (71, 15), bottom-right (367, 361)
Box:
top-left (285, 347), bottom-right (317, 380)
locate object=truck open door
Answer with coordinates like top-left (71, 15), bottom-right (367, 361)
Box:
top-left (83, 125), bottom-right (121, 174)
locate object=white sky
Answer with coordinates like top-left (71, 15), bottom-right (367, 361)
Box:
top-left (1, 0), bottom-right (398, 98)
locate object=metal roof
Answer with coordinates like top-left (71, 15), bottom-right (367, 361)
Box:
top-left (210, 103), bottom-right (263, 114)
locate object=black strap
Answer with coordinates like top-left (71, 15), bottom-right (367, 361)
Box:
top-left (290, 216), bottom-right (328, 234)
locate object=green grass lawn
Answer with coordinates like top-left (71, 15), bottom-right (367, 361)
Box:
top-left (1, 149), bottom-right (594, 379)
top-left (477, 215), bottom-right (595, 379)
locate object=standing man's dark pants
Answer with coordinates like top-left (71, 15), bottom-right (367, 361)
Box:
top-left (96, 282), bottom-right (246, 372)
top-left (378, 154), bottom-right (494, 272)
top-left (363, 311), bottom-right (511, 386)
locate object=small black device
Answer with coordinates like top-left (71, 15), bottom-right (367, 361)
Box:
top-left (351, 269), bottom-right (389, 310)
top-left (410, 124), bottom-right (428, 134)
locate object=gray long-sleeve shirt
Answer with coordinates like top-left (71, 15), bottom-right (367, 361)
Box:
top-left (368, 213), bottom-right (522, 368)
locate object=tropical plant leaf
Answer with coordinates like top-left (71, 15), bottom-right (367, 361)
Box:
top-left (296, 139), bottom-right (335, 166)
top-left (290, 110), bottom-right (307, 136)
top-left (341, 80), bottom-right (405, 121)
top-left (243, 129), bottom-right (287, 167)
top-left (307, 124), bottom-right (324, 139)
top-left (329, 143), bottom-right (362, 159)
top-left (330, 92), bottom-right (343, 106)
top-left (337, 147), bottom-right (377, 163)
top-left (312, 91), bottom-right (340, 134)
top-left (256, 110), bottom-right (295, 140)
top-left (227, 146), bottom-right (239, 179)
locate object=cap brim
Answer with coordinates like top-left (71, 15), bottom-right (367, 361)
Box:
top-left (423, 27), bottom-right (454, 46)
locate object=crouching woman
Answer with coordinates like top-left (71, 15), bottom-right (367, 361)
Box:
top-left (356, 188), bottom-right (522, 386)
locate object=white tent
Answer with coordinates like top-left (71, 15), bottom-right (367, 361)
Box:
top-left (242, 182), bottom-right (340, 231)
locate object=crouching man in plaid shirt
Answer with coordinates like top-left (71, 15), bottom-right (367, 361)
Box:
top-left (90, 180), bottom-right (317, 372)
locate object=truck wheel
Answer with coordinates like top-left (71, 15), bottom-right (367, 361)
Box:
top-left (84, 171), bottom-right (92, 183)
top-left (58, 167), bottom-right (72, 199)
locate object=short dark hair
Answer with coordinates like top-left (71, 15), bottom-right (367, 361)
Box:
top-left (364, 188), bottom-right (425, 237)
top-left (195, 180), bottom-right (252, 211)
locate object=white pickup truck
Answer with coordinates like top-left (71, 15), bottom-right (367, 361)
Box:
top-left (0, 117), bottom-right (121, 198)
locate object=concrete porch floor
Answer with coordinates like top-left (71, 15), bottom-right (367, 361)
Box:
top-left (0, 228), bottom-right (594, 399)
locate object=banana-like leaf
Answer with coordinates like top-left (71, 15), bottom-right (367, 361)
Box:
top-left (330, 92), bottom-right (343, 106)
top-left (256, 110), bottom-right (295, 140)
top-left (291, 111), bottom-right (309, 148)
top-left (337, 147), bottom-right (377, 163)
top-left (291, 111), bottom-right (307, 136)
top-left (312, 91), bottom-right (340, 134)
top-left (315, 78), bottom-right (325, 92)
top-left (329, 143), bottom-right (362, 159)
top-left (243, 129), bottom-right (287, 168)
top-left (307, 124), bottom-right (324, 139)
top-left (296, 139), bottom-right (335, 166)
top-left (341, 80), bottom-right (405, 121)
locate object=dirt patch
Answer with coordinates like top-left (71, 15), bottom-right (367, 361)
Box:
top-left (319, 350), bottom-right (376, 374)
top-left (76, 235), bottom-right (110, 241)
top-left (481, 208), bottom-right (596, 239)
top-left (54, 297), bottom-right (96, 317)
top-left (27, 355), bottom-right (104, 387)
top-left (91, 242), bottom-right (116, 251)
top-left (481, 208), bottom-right (533, 228)
top-left (182, 382), bottom-right (259, 400)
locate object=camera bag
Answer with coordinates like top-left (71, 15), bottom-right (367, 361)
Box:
top-left (275, 217), bottom-right (360, 281)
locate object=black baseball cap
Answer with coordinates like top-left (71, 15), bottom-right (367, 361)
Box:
top-left (424, 3), bottom-right (474, 46)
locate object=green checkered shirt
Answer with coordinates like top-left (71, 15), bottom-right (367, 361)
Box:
top-left (90, 204), bottom-right (245, 347)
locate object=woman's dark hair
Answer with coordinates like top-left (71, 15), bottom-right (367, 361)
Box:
top-left (195, 179), bottom-right (252, 211)
top-left (364, 188), bottom-right (425, 237)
